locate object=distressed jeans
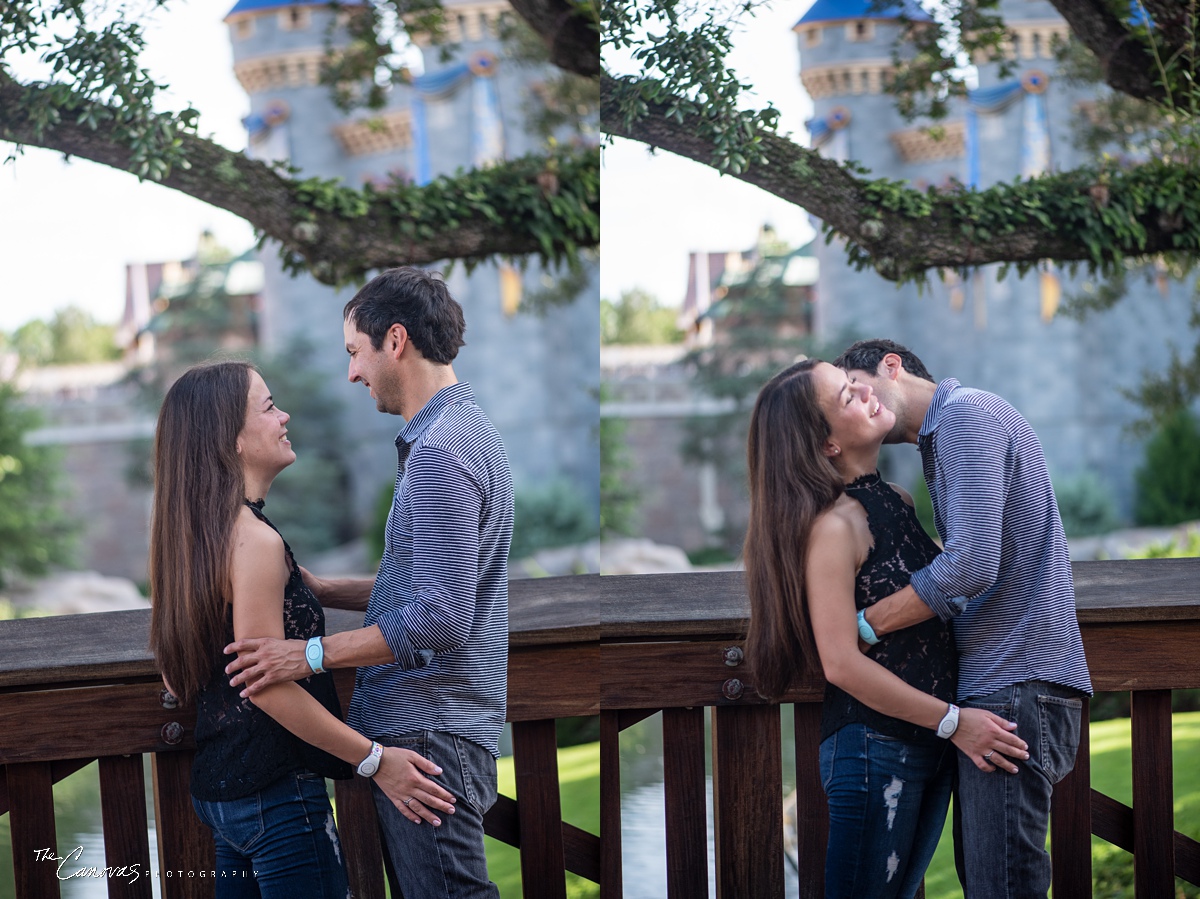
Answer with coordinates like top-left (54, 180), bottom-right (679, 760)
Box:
top-left (954, 680), bottom-right (1085, 899)
top-left (372, 730), bottom-right (500, 899)
top-left (191, 770), bottom-right (350, 899)
top-left (819, 723), bottom-right (954, 899)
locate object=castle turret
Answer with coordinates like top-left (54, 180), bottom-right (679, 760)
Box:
top-left (224, 0), bottom-right (599, 532)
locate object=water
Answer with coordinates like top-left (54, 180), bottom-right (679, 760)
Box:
top-left (617, 708), bottom-right (803, 896)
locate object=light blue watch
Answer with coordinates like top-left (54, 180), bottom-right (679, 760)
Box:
top-left (305, 636), bottom-right (325, 674)
top-left (856, 609), bottom-right (881, 646)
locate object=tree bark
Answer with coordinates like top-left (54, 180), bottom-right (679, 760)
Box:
top-left (509, 0), bottom-right (599, 78)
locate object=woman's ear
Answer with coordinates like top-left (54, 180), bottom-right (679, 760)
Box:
top-left (823, 442), bottom-right (841, 458)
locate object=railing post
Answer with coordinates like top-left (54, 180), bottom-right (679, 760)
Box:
top-left (512, 718), bottom-right (567, 899)
top-left (151, 750), bottom-right (214, 898)
top-left (600, 710), bottom-right (622, 899)
top-left (1131, 689), bottom-right (1174, 897)
top-left (6, 761), bottom-right (61, 899)
top-left (98, 754), bottom-right (154, 899)
top-left (333, 775), bottom-right (387, 898)
top-left (662, 706), bottom-right (708, 899)
top-left (1051, 700), bottom-right (1091, 899)
top-left (711, 704), bottom-right (783, 899)
top-left (792, 701), bottom-right (828, 899)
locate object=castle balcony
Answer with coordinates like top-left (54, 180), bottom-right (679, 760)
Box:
top-left (0, 577), bottom-right (598, 899)
top-left (4, 562), bottom-right (1200, 897)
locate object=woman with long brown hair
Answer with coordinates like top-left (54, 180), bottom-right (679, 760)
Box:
top-left (148, 361), bottom-right (454, 897)
top-left (744, 359), bottom-right (1028, 898)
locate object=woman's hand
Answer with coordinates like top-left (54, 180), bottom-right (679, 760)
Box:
top-left (952, 707), bottom-right (1029, 773)
top-left (375, 747), bottom-right (458, 825)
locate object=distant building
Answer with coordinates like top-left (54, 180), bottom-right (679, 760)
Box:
top-left (796, 0), bottom-right (1195, 514)
top-left (224, 0), bottom-right (600, 524)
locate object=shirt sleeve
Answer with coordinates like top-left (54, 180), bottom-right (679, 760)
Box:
top-left (374, 445), bottom-right (483, 668)
top-left (910, 402), bottom-right (1010, 620)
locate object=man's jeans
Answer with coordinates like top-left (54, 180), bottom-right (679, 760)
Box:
top-left (372, 730), bottom-right (500, 899)
top-left (192, 771), bottom-right (350, 899)
top-left (954, 680), bottom-right (1084, 899)
top-left (819, 723), bottom-right (954, 899)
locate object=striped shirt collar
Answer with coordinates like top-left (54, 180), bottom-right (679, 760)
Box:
top-left (917, 377), bottom-right (962, 445)
top-left (396, 381), bottom-right (475, 449)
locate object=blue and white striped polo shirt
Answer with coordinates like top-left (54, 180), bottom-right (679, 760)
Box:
top-left (346, 382), bottom-right (514, 757)
top-left (909, 379), bottom-right (1092, 702)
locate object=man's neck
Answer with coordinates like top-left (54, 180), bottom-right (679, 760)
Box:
top-left (401, 364), bottom-right (459, 421)
top-left (901, 377), bottom-right (939, 444)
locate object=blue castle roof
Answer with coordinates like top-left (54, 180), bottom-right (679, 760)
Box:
top-left (795, 0), bottom-right (930, 27)
top-left (225, 0), bottom-right (364, 19)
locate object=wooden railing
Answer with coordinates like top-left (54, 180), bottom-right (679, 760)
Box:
top-left (0, 577), bottom-right (599, 899)
top-left (599, 558), bottom-right (1200, 899)
top-left (6, 559), bottom-right (1200, 898)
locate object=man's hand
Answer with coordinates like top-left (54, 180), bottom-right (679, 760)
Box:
top-left (376, 747), bottom-right (458, 826)
top-left (224, 637), bottom-right (309, 698)
top-left (952, 707), bottom-right (1029, 774)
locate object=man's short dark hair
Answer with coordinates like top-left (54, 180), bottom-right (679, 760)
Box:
top-left (833, 338), bottom-right (936, 384)
top-left (343, 267), bottom-right (466, 365)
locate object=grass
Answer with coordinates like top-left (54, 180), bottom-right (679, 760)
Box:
top-left (922, 711), bottom-right (1200, 898)
top-left (486, 741), bottom-right (600, 898)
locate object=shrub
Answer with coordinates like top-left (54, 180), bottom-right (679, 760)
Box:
top-left (1055, 471), bottom-right (1120, 536)
top-left (510, 480), bottom-right (597, 560)
top-left (1135, 409), bottom-right (1200, 526)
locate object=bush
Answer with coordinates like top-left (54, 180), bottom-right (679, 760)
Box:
top-left (1055, 471), bottom-right (1121, 537)
top-left (1135, 409), bottom-right (1200, 526)
top-left (510, 480), bottom-right (597, 560)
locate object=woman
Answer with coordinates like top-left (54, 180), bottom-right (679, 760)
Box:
top-left (744, 359), bottom-right (1027, 898)
top-left (148, 361), bottom-right (453, 897)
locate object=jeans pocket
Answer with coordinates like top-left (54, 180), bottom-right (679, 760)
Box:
top-left (455, 737), bottom-right (498, 815)
top-left (1038, 693), bottom-right (1083, 784)
top-left (194, 793), bottom-right (266, 855)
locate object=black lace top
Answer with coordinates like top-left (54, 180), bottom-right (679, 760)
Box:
top-left (819, 473), bottom-right (959, 745)
top-left (190, 500), bottom-right (352, 801)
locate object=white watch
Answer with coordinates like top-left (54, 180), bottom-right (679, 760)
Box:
top-left (936, 703), bottom-right (960, 739)
top-left (357, 741), bottom-right (383, 777)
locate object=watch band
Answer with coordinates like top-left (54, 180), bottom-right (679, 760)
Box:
top-left (856, 609), bottom-right (881, 646)
top-left (305, 636), bottom-right (325, 675)
top-left (357, 741), bottom-right (384, 777)
top-left (936, 703), bottom-right (960, 739)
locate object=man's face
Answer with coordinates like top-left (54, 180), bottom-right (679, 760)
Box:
top-left (845, 362), bottom-right (906, 443)
top-left (344, 319), bottom-right (404, 415)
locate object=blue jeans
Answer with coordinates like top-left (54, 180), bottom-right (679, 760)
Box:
top-left (372, 730), bottom-right (500, 899)
top-left (954, 680), bottom-right (1084, 899)
top-left (819, 723), bottom-right (954, 899)
top-left (192, 771), bottom-right (350, 899)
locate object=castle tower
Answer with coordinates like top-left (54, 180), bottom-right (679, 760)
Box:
top-left (224, 0), bottom-right (599, 527)
top-left (796, 0), bottom-right (1196, 517)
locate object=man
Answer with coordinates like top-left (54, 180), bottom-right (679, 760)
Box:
top-left (834, 338), bottom-right (1091, 899)
top-left (226, 267), bottom-right (514, 898)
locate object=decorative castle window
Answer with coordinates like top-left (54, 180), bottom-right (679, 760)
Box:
top-left (233, 18), bottom-right (255, 41)
top-left (279, 7), bottom-right (311, 31)
top-left (804, 27), bottom-right (822, 47)
top-left (846, 20), bottom-right (875, 42)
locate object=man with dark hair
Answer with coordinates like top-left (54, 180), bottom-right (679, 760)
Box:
top-left (226, 266), bottom-right (514, 898)
top-left (836, 338), bottom-right (1091, 899)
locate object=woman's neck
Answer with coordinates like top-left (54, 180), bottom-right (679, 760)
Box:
top-left (834, 448), bottom-right (879, 484)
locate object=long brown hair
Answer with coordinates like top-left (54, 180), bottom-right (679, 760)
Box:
top-left (148, 361), bottom-right (254, 704)
top-left (743, 360), bottom-right (845, 700)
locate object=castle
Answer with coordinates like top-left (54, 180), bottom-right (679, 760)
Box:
top-left (795, 0), bottom-right (1194, 518)
top-left (223, 0), bottom-right (599, 527)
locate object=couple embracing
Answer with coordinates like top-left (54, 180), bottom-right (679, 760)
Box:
top-left (745, 339), bottom-right (1092, 898)
top-left (149, 268), bottom-right (511, 898)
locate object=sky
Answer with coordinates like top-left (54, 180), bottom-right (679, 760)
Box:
top-left (599, 1), bottom-right (817, 309)
top-left (0, 0), bottom-right (256, 332)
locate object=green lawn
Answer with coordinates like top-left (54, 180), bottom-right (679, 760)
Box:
top-left (486, 741), bottom-right (600, 898)
top-left (923, 711), bottom-right (1200, 898)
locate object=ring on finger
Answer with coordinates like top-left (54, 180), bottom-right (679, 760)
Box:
top-left (402, 797), bottom-right (413, 806)
top-left (983, 751), bottom-right (994, 762)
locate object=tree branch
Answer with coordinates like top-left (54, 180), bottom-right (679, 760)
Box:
top-left (1044, 0), bottom-right (1163, 101)
top-left (1, 74), bottom-right (598, 283)
top-left (602, 72), bottom-right (1200, 280)
top-left (508, 0), bottom-right (598, 78)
